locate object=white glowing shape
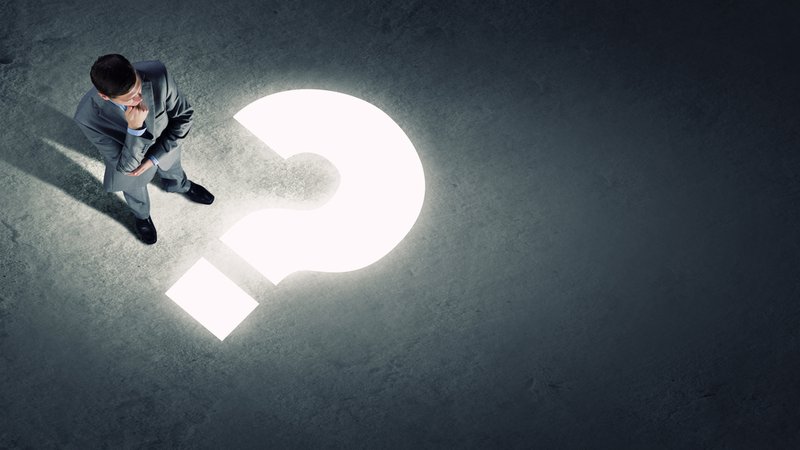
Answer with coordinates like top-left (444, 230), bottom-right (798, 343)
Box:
top-left (166, 89), bottom-right (425, 341)
top-left (165, 258), bottom-right (258, 341)
top-left (222, 89), bottom-right (426, 284)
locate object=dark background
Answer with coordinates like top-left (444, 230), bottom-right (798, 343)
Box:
top-left (1, 0), bottom-right (799, 448)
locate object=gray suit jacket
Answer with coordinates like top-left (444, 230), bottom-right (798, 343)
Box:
top-left (73, 60), bottom-right (193, 192)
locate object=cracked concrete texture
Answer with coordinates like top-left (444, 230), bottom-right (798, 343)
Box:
top-left (1, 0), bottom-right (800, 447)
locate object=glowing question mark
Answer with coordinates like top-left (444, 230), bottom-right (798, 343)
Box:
top-left (166, 90), bottom-right (425, 340)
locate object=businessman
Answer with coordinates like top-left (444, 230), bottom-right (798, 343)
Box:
top-left (74, 54), bottom-right (214, 244)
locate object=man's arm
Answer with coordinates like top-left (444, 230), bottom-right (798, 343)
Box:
top-left (74, 120), bottom-right (155, 173)
top-left (146, 67), bottom-right (193, 162)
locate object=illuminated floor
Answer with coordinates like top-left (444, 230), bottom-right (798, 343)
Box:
top-left (1, 1), bottom-right (799, 447)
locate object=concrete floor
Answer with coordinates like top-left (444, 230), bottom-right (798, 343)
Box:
top-left (1, 0), bottom-right (799, 448)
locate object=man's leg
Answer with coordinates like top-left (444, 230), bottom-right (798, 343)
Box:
top-left (123, 185), bottom-right (157, 244)
top-left (157, 159), bottom-right (191, 194)
top-left (159, 158), bottom-right (215, 205)
top-left (122, 185), bottom-right (151, 219)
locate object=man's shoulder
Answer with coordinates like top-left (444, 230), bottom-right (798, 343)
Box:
top-left (74, 86), bottom-right (102, 123)
top-left (134, 60), bottom-right (168, 82)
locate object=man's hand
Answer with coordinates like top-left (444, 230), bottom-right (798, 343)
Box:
top-left (125, 158), bottom-right (154, 176)
top-left (125, 103), bottom-right (149, 130)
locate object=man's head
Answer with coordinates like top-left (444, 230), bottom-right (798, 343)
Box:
top-left (90, 54), bottom-right (143, 106)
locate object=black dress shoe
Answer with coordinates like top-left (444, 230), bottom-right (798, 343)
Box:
top-left (135, 216), bottom-right (157, 245)
top-left (185, 181), bottom-right (214, 205)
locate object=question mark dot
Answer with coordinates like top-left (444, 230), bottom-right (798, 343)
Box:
top-left (166, 258), bottom-right (258, 341)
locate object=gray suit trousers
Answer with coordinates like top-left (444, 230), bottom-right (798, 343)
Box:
top-left (123, 159), bottom-right (190, 220)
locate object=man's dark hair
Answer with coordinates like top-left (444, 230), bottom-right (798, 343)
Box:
top-left (90, 54), bottom-right (136, 97)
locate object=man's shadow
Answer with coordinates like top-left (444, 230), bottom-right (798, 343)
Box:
top-left (1, 90), bottom-right (137, 237)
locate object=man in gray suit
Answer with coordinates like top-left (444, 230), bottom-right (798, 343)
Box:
top-left (74, 54), bottom-right (214, 244)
